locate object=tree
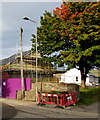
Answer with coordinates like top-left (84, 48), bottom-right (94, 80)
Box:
top-left (32, 2), bottom-right (100, 88)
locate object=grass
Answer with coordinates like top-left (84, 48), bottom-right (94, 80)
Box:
top-left (76, 86), bottom-right (100, 106)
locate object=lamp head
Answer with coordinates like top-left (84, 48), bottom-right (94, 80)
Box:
top-left (23, 17), bottom-right (30, 20)
top-left (23, 16), bottom-right (36, 23)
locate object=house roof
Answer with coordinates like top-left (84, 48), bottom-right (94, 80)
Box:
top-left (89, 69), bottom-right (100, 77)
top-left (61, 68), bottom-right (81, 77)
top-left (0, 50), bottom-right (31, 65)
top-left (0, 50), bottom-right (54, 73)
top-left (60, 68), bottom-right (100, 78)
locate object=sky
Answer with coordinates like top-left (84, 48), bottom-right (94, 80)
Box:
top-left (0, 1), bottom-right (62, 60)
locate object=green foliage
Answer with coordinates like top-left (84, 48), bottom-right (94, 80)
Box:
top-left (31, 2), bottom-right (100, 87)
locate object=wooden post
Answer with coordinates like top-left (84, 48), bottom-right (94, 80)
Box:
top-left (20, 27), bottom-right (25, 99)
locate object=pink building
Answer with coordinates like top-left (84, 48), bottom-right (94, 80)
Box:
top-left (2, 78), bottom-right (31, 99)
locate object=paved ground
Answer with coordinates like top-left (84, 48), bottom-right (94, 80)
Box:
top-left (0, 98), bottom-right (99, 119)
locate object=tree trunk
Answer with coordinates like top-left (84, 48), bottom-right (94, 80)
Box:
top-left (80, 69), bottom-right (87, 88)
top-left (81, 79), bottom-right (86, 88)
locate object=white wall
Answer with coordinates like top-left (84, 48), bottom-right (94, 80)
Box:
top-left (60, 68), bottom-right (93, 86)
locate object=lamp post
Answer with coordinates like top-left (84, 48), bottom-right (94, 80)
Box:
top-left (23, 17), bottom-right (38, 103)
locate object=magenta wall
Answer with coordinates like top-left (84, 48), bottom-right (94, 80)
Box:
top-left (2, 78), bottom-right (31, 99)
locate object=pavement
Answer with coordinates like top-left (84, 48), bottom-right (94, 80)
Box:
top-left (1, 98), bottom-right (99, 113)
top-left (65, 102), bottom-right (99, 113)
top-left (0, 98), bottom-right (99, 119)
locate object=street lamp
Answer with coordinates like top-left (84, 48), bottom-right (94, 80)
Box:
top-left (23, 16), bottom-right (38, 103)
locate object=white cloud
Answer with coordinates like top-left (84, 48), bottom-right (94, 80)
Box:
top-left (1, 0), bottom-right (62, 2)
top-left (1, 45), bottom-right (31, 59)
top-left (10, 45), bottom-right (31, 52)
top-left (1, 2), bottom-right (62, 60)
top-left (23, 45), bottom-right (31, 51)
top-left (2, 22), bottom-right (13, 32)
top-left (0, 3), bottom-right (2, 60)
top-left (0, 3), bottom-right (2, 32)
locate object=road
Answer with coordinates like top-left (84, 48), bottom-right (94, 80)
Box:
top-left (0, 98), bottom-right (99, 119)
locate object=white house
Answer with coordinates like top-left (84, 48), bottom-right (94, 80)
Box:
top-left (59, 68), bottom-right (94, 86)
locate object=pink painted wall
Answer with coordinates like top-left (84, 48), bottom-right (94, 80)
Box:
top-left (2, 78), bottom-right (31, 99)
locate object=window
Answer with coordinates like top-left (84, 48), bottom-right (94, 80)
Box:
top-left (76, 77), bottom-right (78, 81)
top-left (3, 82), bottom-right (6, 86)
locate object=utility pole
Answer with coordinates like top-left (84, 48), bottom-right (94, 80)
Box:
top-left (20, 27), bottom-right (24, 99)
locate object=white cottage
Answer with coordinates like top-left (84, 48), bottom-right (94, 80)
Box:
top-left (60, 68), bottom-right (93, 86)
